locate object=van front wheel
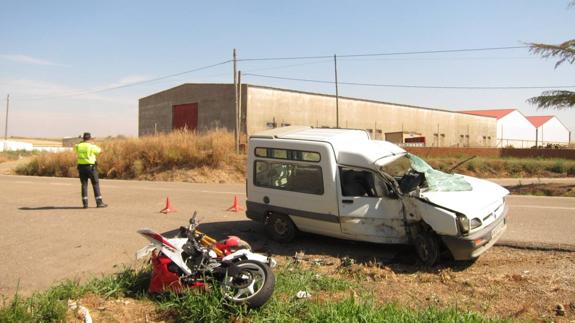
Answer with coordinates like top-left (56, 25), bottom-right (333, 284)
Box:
top-left (414, 231), bottom-right (441, 266)
top-left (265, 214), bottom-right (296, 243)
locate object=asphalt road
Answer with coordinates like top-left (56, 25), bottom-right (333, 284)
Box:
top-left (1, 174), bottom-right (574, 296)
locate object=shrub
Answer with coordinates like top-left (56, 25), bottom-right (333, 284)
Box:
top-left (16, 130), bottom-right (245, 181)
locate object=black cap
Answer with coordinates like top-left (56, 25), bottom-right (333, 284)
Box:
top-left (82, 132), bottom-right (92, 140)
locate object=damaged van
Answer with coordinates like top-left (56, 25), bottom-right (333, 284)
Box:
top-left (246, 126), bottom-right (508, 265)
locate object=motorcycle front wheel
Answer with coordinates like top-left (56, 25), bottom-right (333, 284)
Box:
top-left (221, 260), bottom-right (275, 308)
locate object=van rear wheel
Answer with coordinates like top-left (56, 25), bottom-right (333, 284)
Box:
top-left (414, 231), bottom-right (441, 266)
top-left (265, 214), bottom-right (296, 243)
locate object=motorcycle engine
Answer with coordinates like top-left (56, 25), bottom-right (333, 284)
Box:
top-left (183, 243), bottom-right (209, 271)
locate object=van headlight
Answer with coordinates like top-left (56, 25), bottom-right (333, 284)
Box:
top-left (470, 218), bottom-right (482, 230)
top-left (456, 213), bottom-right (469, 235)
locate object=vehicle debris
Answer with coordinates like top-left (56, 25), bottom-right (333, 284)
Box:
top-left (555, 303), bottom-right (566, 316)
top-left (68, 300), bottom-right (93, 323)
top-left (296, 291), bottom-right (312, 299)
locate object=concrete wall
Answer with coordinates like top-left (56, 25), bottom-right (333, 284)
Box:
top-left (139, 84), bottom-right (237, 136)
top-left (246, 86), bottom-right (496, 147)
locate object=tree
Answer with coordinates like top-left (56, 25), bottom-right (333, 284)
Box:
top-left (527, 2), bottom-right (575, 109)
top-left (527, 39), bottom-right (575, 109)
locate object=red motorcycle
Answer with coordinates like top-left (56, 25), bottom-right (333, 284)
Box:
top-left (137, 212), bottom-right (276, 308)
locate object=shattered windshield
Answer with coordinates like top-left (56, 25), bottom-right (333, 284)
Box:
top-left (380, 153), bottom-right (472, 192)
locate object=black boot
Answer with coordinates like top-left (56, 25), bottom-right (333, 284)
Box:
top-left (83, 198), bottom-right (88, 209)
top-left (96, 198), bottom-right (108, 208)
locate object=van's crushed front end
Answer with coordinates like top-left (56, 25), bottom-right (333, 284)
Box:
top-left (441, 204), bottom-right (508, 260)
top-left (397, 154), bottom-right (510, 261)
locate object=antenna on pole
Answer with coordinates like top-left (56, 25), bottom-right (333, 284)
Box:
top-left (334, 54), bottom-right (340, 128)
top-left (233, 49), bottom-right (239, 154)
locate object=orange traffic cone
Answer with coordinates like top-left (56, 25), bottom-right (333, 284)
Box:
top-left (226, 195), bottom-right (244, 212)
top-left (160, 197), bottom-right (177, 214)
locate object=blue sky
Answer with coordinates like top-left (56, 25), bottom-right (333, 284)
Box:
top-left (0, 1), bottom-right (573, 137)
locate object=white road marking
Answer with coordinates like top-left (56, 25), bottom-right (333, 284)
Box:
top-left (511, 205), bottom-right (575, 211)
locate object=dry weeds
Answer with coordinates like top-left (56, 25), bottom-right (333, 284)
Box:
top-left (16, 130), bottom-right (246, 183)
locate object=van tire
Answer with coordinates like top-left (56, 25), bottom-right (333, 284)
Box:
top-left (414, 231), bottom-right (441, 266)
top-left (265, 214), bottom-right (296, 243)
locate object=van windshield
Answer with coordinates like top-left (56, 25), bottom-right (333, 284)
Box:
top-left (379, 153), bottom-right (472, 193)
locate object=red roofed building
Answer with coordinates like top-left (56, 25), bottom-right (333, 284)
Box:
top-left (526, 116), bottom-right (570, 146)
top-left (461, 109), bottom-right (535, 147)
top-left (460, 109), bottom-right (515, 120)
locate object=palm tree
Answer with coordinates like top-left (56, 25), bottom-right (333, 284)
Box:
top-left (527, 39), bottom-right (575, 109)
top-left (527, 3), bottom-right (575, 109)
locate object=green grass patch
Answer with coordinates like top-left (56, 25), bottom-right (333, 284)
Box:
top-left (0, 263), bottom-right (503, 322)
top-left (426, 156), bottom-right (575, 178)
top-left (0, 267), bottom-right (148, 322)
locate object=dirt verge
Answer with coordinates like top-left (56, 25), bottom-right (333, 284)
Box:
top-left (68, 247), bottom-right (575, 322)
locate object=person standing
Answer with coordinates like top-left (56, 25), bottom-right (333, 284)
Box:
top-left (74, 132), bottom-right (108, 208)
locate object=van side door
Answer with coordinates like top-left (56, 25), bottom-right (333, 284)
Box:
top-left (337, 167), bottom-right (407, 244)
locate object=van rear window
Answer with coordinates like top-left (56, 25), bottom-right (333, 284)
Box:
top-left (254, 147), bottom-right (320, 162)
top-left (254, 160), bottom-right (324, 195)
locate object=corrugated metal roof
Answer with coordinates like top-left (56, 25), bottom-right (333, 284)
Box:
top-left (460, 109), bottom-right (516, 119)
top-left (526, 116), bottom-right (554, 128)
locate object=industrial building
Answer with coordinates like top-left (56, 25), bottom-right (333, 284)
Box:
top-left (462, 109), bottom-right (571, 147)
top-left (527, 116), bottom-right (571, 147)
top-left (139, 83), bottom-right (497, 147)
top-left (462, 109), bottom-right (535, 148)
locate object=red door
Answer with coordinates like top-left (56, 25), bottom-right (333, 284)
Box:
top-left (172, 103), bottom-right (198, 131)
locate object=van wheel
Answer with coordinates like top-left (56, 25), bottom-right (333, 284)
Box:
top-left (414, 231), bottom-right (441, 266)
top-left (265, 214), bottom-right (296, 243)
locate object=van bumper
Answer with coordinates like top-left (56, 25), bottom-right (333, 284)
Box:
top-left (246, 201), bottom-right (266, 223)
top-left (440, 205), bottom-right (508, 261)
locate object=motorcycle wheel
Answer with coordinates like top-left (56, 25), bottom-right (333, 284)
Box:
top-left (221, 260), bottom-right (275, 308)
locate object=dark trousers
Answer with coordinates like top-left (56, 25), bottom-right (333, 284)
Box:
top-left (78, 164), bottom-right (102, 204)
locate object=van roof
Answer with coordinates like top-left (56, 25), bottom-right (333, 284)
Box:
top-left (250, 126), bottom-right (406, 168)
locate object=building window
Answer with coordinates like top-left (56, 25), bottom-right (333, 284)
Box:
top-left (254, 160), bottom-right (324, 195)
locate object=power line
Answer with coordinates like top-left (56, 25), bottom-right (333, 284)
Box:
top-left (242, 59), bottom-right (333, 73)
top-left (244, 73), bottom-right (575, 90)
top-left (19, 60), bottom-right (232, 101)
top-left (338, 56), bottom-right (538, 62)
top-left (9, 45), bottom-right (537, 100)
top-left (238, 45), bottom-right (528, 62)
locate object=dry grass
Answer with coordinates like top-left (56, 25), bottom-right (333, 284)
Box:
top-left (16, 130), bottom-right (246, 183)
top-left (15, 134), bottom-right (575, 184)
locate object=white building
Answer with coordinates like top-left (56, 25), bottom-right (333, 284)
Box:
top-left (526, 116), bottom-right (571, 146)
top-left (462, 109), bottom-right (536, 148)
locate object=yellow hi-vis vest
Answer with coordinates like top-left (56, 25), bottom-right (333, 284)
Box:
top-left (74, 142), bottom-right (102, 165)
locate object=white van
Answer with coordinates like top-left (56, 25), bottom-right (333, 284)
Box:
top-left (246, 126), bottom-right (508, 265)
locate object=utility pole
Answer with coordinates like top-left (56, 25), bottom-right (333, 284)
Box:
top-left (233, 49), bottom-right (239, 153)
top-left (334, 54), bottom-right (339, 128)
top-left (238, 70), bottom-right (242, 150)
top-left (4, 94), bottom-right (9, 150)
